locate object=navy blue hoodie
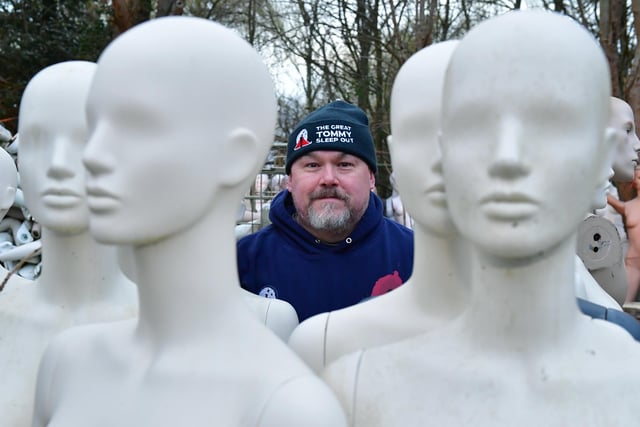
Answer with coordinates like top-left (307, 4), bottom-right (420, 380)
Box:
top-left (237, 190), bottom-right (414, 321)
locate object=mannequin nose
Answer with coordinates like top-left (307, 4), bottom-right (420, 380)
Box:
top-left (431, 142), bottom-right (443, 173)
top-left (488, 120), bottom-right (530, 179)
top-left (47, 138), bottom-right (75, 179)
top-left (83, 124), bottom-right (113, 175)
top-left (632, 133), bottom-right (640, 154)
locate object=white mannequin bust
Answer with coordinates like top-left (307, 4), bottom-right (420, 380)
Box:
top-left (32, 17), bottom-right (345, 427)
top-left (0, 61), bottom-right (137, 427)
top-left (323, 11), bottom-right (640, 426)
top-left (288, 40), bottom-right (468, 373)
top-left (587, 97), bottom-right (640, 303)
top-left (385, 171), bottom-right (413, 228)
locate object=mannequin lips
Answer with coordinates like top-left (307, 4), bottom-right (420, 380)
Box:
top-left (86, 185), bottom-right (119, 212)
top-left (425, 183), bottom-right (446, 206)
top-left (479, 192), bottom-right (539, 220)
top-left (41, 187), bottom-right (83, 207)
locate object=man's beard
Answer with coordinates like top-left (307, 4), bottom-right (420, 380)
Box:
top-left (305, 188), bottom-right (353, 233)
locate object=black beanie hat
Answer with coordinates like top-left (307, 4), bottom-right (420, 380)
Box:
top-left (285, 100), bottom-right (377, 174)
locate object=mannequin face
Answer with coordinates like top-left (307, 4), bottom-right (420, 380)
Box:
top-left (254, 174), bottom-right (269, 194)
top-left (18, 62), bottom-right (95, 233)
top-left (389, 41), bottom-right (458, 236)
top-left (609, 97), bottom-right (640, 182)
top-left (441, 12), bottom-right (610, 259)
top-left (83, 62), bottom-right (220, 245)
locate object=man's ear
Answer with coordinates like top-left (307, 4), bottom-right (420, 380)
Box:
top-left (219, 128), bottom-right (261, 188)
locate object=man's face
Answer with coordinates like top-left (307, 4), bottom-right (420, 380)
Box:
top-left (18, 68), bottom-right (92, 234)
top-left (609, 98), bottom-right (640, 182)
top-left (287, 151), bottom-right (374, 237)
top-left (442, 56), bottom-right (605, 259)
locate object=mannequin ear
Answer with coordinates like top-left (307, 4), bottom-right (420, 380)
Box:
top-left (219, 128), bottom-right (261, 188)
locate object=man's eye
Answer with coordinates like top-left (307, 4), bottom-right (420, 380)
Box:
top-left (305, 163), bottom-right (319, 168)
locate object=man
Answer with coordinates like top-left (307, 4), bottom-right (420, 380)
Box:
top-left (288, 41), bottom-right (466, 373)
top-left (237, 100), bottom-right (414, 321)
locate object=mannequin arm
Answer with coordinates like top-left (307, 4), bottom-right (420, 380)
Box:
top-left (607, 193), bottom-right (626, 216)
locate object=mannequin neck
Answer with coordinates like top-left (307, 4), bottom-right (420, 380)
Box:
top-left (408, 222), bottom-right (469, 315)
top-left (460, 235), bottom-right (583, 352)
top-left (37, 228), bottom-right (131, 308)
top-left (132, 203), bottom-right (251, 350)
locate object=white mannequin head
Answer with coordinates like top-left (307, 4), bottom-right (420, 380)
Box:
top-left (609, 96), bottom-right (640, 182)
top-left (0, 148), bottom-right (17, 220)
top-left (389, 40), bottom-right (458, 236)
top-left (83, 17), bottom-right (277, 245)
top-left (254, 173), bottom-right (269, 194)
top-left (441, 11), bottom-right (612, 259)
top-left (18, 61), bottom-right (96, 234)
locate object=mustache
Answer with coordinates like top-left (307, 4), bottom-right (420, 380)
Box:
top-left (310, 188), bottom-right (349, 201)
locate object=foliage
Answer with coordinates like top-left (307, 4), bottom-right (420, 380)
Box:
top-left (0, 0), bottom-right (113, 133)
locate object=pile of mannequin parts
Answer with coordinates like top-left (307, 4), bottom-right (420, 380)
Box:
top-left (0, 125), bottom-right (41, 282)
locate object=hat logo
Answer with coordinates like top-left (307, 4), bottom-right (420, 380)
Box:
top-left (293, 129), bottom-right (311, 151)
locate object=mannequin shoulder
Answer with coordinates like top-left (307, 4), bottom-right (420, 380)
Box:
top-left (264, 298), bottom-right (299, 341)
top-left (257, 374), bottom-right (347, 427)
top-left (288, 312), bottom-right (330, 373)
top-left (32, 321), bottom-right (132, 426)
top-left (243, 291), bottom-right (299, 341)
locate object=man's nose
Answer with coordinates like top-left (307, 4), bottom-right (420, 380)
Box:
top-left (319, 165), bottom-right (339, 185)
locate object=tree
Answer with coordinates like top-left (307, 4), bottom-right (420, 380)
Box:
top-left (0, 0), bottom-right (113, 133)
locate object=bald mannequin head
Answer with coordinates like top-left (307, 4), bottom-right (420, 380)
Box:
top-left (441, 11), bottom-right (612, 259)
top-left (18, 61), bottom-right (96, 233)
top-left (83, 17), bottom-right (277, 245)
top-left (609, 96), bottom-right (640, 181)
top-left (389, 40), bottom-right (458, 236)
